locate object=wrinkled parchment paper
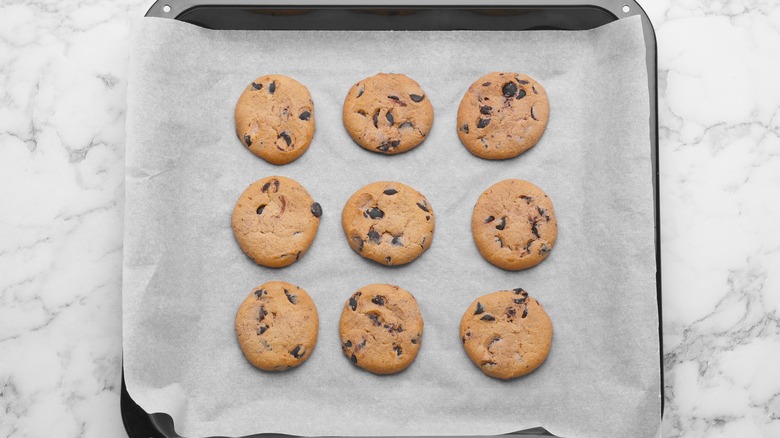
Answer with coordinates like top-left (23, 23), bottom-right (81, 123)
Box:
top-left (123, 15), bottom-right (659, 438)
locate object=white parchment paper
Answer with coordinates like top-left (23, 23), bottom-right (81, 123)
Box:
top-left (123, 16), bottom-right (659, 438)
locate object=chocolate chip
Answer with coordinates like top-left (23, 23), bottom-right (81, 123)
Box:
top-left (350, 354), bottom-right (358, 363)
top-left (507, 307), bottom-right (517, 318)
top-left (349, 296), bottom-right (358, 311)
top-left (344, 340), bottom-right (352, 348)
top-left (268, 81), bottom-right (276, 94)
top-left (383, 188), bottom-right (398, 195)
top-left (531, 106), bottom-right (538, 121)
top-left (310, 202), bottom-right (322, 218)
top-left (475, 302), bottom-right (485, 315)
top-left (391, 236), bottom-right (403, 246)
top-left (460, 123), bottom-right (469, 134)
top-left (496, 217), bottom-right (506, 230)
top-left (367, 207), bottom-right (384, 219)
top-left (352, 236), bottom-right (364, 252)
top-left (539, 244), bottom-right (550, 255)
top-left (244, 134), bottom-right (252, 146)
top-left (513, 288), bottom-right (528, 296)
top-left (477, 118), bottom-right (491, 128)
top-left (357, 86), bottom-right (364, 98)
top-left (409, 94), bottom-right (424, 102)
top-left (257, 325), bottom-right (269, 335)
top-left (520, 195), bottom-right (532, 203)
top-left (532, 222), bottom-right (540, 238)
top-left (532, 86), bottom-right (538, 94)
top-left (485, 215), bottom-right (495, 223)
top-left (516, 89), bottom-right (527, 100)
top-left (290, 345), bottom-right (304, 359)
top-left (299, 111), bottom-right (311, 121)
top-left (537, 207), bottom-right (546, 217)
top-left (399, 121), bottom-right (413, 129)
top-left (388, 95), bottom-right (399, 101)
top-left (513, 298), bottom-right (526, 305)
top-left (502, 82), bottom-right (518, 97)
top-left (480, 105), bottom-right (492, 115)
top-left (278, 131), bottom-right (292, 147)
top-left (482, 82), bottom-right (491, 86)
top-left (261, 181), bottom-right (271, 192)
top-left (368, 229), bottom-right (381, 243)
top-left (411, 335), bottom-right (420, 344)
top-left (517, 80), bottom-right (529, 85)
top-left (522, 308), bottom-right (528, 318)
top-left (258, 306), bottom-right (267, 322)
top-left (372, 110), bottom-right (379, 128)
top-left (386, 111), bottom-right (394, 125)
top-left (416, 202), bottom-right (429, 212)
top-left (393, 345), bottom-right (403, 356)
top-left (251, 82), bottom-right (263, 90)
top-left (377, 140), bottom-right (400, 152)
top-left (385, 256), bottom-right (391, 264)
top-left (481, 314), bottom-right (496, 321)
top-left (495, 236), bottom-right (504, 247)
top-left (425, 215), bottom-right (430, 221)
top-left (461, 336), bottom-right (467, 344)
top-left (256, 204), bottom-right (266, 215)
top-left (367, 313), bottom-right (381, 326)
top-left (284, 289), bottom-right (297, 304)
top-left (357, 339), bottom-right (366, 350)
top-left (371, 295), bottom-right (385, 306)
top-left (273, 180), bottom-right (280, 192)
top-left (254, 289), bottom-right (265, 298)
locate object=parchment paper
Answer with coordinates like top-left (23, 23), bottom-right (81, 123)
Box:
top-left (123, 16), bottom-right (659, 438)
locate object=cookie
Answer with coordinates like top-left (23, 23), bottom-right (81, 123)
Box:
top-left (232, 176), bottom-right (321, 268)
top-left (339, 284), bottom-right (424, 374)
top-left (342, 181), bottom-right (434, 266)
top-left (472, 179), bottom-right (557, 270)
top-left (342, 73), bottom-right (434, 155)
top-left (235, 74), bottom-right (315, 165)
top-left (457, 72), bottom-right (549, 160)
top-left (460, 288), bottom-right (552, 379)
top-left (235, 281), bottom-right (319, 371)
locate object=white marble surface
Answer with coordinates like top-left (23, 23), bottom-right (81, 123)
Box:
top-left (0, 0), bottom-right (778, 437)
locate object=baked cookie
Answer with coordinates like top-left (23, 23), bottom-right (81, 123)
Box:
top-left (457, 72), bottom-right (549, 160)
top-left (342, 73), bottom-right (434, 154)
top-left (460, 288), bottom-right (552, 380)
top-left (235, 74), bottom-right (315, 165)
top-left (339, 284), bottom-right (424, 374)
top-left (235, 281), bottom-right (319, 371)
top-left (342, 181), bottom-right (434, 266)
top-left (232, 176), bottom-right (321, 268)
top-left (472, 179), bottom-right (557, 270)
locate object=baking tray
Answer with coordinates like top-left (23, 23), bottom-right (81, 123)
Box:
top-left (122, 1), bottom-right (660, 437)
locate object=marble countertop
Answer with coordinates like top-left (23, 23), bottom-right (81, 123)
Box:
top-left (1, 0), bottom-right (778, 437)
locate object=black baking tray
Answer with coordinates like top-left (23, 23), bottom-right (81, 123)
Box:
top-left (123, 1), bottom-right (660, 437)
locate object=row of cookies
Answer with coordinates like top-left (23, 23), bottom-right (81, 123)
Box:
top-left (235, 281), bottom-right (552, 380)
top-left (232, 176), bottom-right (558, 270)
top-left (234, 71), bottom-right (549, 164)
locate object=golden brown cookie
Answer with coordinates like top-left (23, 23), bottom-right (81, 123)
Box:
top-left (235, 281), bottom-right (319, 371)
top-left (339, 284), bottom-right (424, 374)
top-left (472, 179), bottom-right (557, 270)
top-left (342, 73), bottom-right (434, 154)
top-left (457, 72), bottom-right (549, 160)
top-left (341, 181), bottom-right (434, 266)
top-left (460, 288), bottom-right (552, 380)
top-left (232, 176), bottom-right (321, 268)
top-left (235, 74), bottom-right (315, 165)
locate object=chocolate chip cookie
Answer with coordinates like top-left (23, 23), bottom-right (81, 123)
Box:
top-left (457, 72), bottom-right (549, 160)
top-left (232, 176), bottom-right (322, 268)
top-left (460, 288), bottom-right (552, 380)
top-left (235, 281), bottom-right (319, 371)
top-left (342, 73), bottom-right (434, 155)
top-left (339, 284), bottom-right (424, 374)
top-left (472, 179), bottom-right (557, 270)
top-left (235, 74), bottom-right (315, 165)
top-left (342, 181), bottom-right (434, 266)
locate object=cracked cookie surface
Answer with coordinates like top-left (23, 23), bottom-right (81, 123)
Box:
top-left (457, 72), bottom-right (549, 160)
top-left (339, 284), bottom-right (424, 374)
top-left (460, 289), bottom-right (552, 380)
top-left (232, 176), bottom-right (321, 268)
top-left (342, 181), bottom-right (434, 266)
top-left (343, 73), bottom-right (434, 155)
top-left (235, 281), bottom-right (319, 371)
top-left (235, 74), bottom-right (315, 165)
top-left (472, 179), bottom-right (557, 270)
